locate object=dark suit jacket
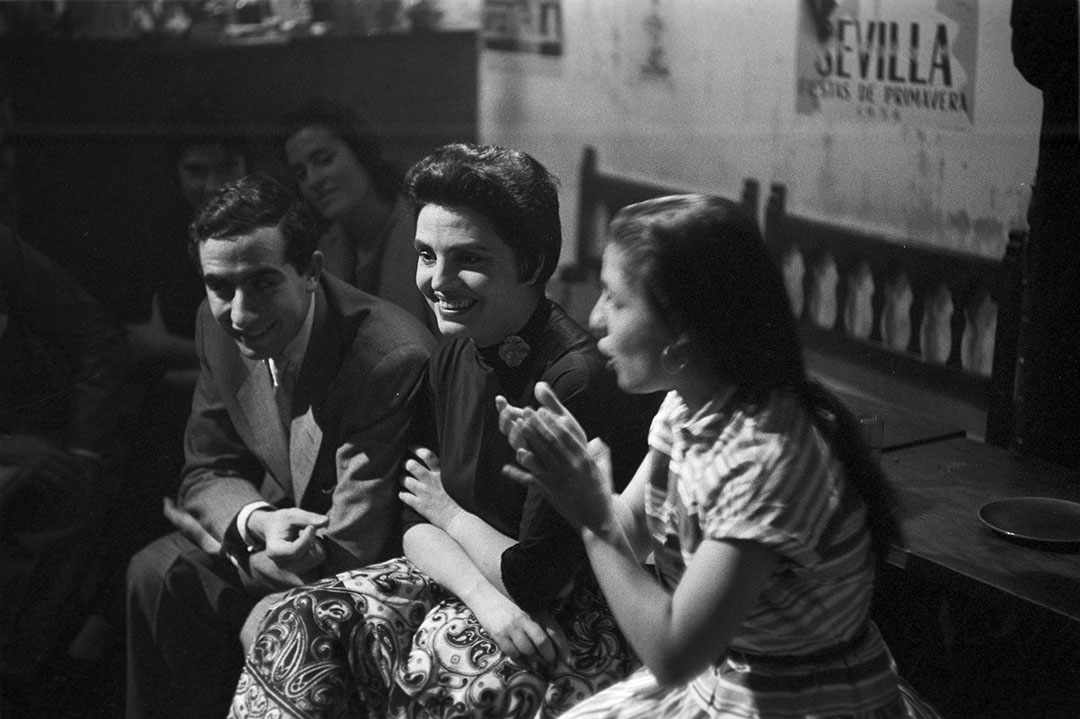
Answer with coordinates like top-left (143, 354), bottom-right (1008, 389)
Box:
top-left (177, 273), bottom-right (435, 574)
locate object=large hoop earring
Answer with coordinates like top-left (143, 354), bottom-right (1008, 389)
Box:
top-left (661, 344), bottom-right (688, 375)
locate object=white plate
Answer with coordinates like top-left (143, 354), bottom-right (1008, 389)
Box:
top-left (978, 497), bottom-right (1080, 548)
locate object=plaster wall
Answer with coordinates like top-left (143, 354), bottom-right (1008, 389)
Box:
top-left (478, 0), bottom-right (1042, 262)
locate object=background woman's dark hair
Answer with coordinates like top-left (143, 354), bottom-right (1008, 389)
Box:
top-left (404, 142), bottom-right (562, 287)
top-left (606, 194), bottom-right (900, 558)
top-left (277, 96), bottom-right (404, 207)
top-left (189, 173), bottom-right (321, 273)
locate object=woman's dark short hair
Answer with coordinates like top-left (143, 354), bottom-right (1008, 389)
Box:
top-left (404, 143), bottom-right (562, 287)
top-left (189, 174), bottom-right (322, 273)
top-left (606, 194), bottom-right (803, 394)
top-left (277, 97), bottom-right (403, 207)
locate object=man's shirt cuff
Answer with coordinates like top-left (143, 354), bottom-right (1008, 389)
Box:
top-left (237, 501), bottom-right (274, 549)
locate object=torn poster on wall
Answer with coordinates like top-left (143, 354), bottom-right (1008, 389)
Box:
top-left (796, 0), bottom-right (978, 130)
top-left (482, 0), bottom-right (563, 56)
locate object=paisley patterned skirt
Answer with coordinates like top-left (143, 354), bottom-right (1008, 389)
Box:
top-left (229, 557), bottom-right (638, 719)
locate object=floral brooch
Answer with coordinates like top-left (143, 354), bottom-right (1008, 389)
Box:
top-left (497, 335), bottom-right (531, 368)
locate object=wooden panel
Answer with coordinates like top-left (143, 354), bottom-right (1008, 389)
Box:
top-left (3, 32), bottom-right (478, 308)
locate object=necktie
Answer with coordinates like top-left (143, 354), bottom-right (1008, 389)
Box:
top-left (269, 357), bottom-right (294, 434)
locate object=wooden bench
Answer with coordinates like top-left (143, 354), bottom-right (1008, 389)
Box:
top-left (763, 183), bottom-right (1025, 447)
top-left (550, 145), bottom-right (759, 324)
top-left (551, 147), bottom-right (1024, 448)
top-left (571, 145), bottom-right (760, 272)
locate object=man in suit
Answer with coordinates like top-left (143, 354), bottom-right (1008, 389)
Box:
top-left (125, 174), bottom-right (435, 719)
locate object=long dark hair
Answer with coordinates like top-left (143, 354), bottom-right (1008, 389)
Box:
top-left (606, 194), bottom-right (900, 558)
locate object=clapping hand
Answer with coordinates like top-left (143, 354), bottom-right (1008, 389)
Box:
top-left (399, 446), bottom-right (463, 530)
top-left (497, 383), bottom-right (615, 532)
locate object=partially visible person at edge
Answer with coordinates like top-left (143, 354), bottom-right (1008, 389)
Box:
top-left (280, 96), bottom-right (434, 332)
top-left (1, 224), bottom-right (127, 686)
top-left (1010, 0), bottom-right (1080, 469)
top-left (125, 174), bottom-right (435, 719)
top-left (67, 128), bottom-right (252, 666)
top-left (499, 195), bottom-right (943, 719)
top-left (125, 128), bottom-right (250, 371)
top-left (230, 143), bottom-right (658, 719)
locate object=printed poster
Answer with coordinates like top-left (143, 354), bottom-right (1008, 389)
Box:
top-left (482, 0), bottom-right (563, 55)
top-left (796, 0), bottom-right (978, 130)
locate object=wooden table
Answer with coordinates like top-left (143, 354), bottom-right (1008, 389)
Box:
top-left (883, 437), bottom-right (1080, 622)
top-left (828, 386), bottom-right (966, 452)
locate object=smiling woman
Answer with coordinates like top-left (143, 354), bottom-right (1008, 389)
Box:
top-left (415, 204), bottom-right (539, 347)
top-left (229, 143), bottom-right (657, 719)
top-left (277, 97), bottom-right (434, 331)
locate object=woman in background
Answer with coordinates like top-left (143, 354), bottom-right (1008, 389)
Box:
top-left (500, 195), bottom-right (941, 719)
top-left (231, 143), bottom-right (653, 719)
top-left (280, 96), bottom-right (433, 330)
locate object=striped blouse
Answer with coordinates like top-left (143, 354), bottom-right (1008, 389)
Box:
top-left (558, 390), bottom-right (934, 719)
top-left (646, 388), bottom-right (875, 657)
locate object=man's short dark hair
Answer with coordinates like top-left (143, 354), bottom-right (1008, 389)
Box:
top-left (189, 174), bottom-right (323, 273)
top-left (404, 143), bottom-right (562, 287)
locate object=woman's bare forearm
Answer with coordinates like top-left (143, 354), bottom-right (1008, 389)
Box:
top-left (442, 511), bottom-right (516, 596)
top-left (404, 523), bottom-right (505, 606)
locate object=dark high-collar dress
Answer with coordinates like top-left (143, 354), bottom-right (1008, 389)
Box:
top-left (409, 297), bottom-right (654, 609)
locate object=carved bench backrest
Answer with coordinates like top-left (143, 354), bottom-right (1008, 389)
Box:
top-left (571, 145), bottom-right (759, 277)
top-left (764, 183), bottom-right (1024, 447)
top-left (566, 149), bottom-right (1023, 448)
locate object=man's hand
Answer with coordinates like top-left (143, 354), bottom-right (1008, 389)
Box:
top-left (399, 446), bottom-right (463, 530)
top-left (248, 507), bottom-right (329, 575)
top-left (162, 497), bottom-right (222, 555)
